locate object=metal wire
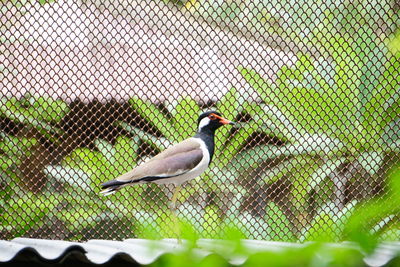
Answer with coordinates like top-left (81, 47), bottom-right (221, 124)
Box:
top-left (1, 0), bottom-right (399, 241)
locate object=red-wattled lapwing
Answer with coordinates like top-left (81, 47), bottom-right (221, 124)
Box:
top-left (100, 111), bottom-right (235, 207)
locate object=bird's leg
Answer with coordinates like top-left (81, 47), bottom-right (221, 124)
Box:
top-left (170, 185), bottom-right (181, 210)
top-left (169, 185), bottom-right (182, 243)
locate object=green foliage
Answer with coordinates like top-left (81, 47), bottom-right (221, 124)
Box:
top-left (1, 94), bottom-right (68, 123)
top-left (389, 29), bottom-right (400, 56)
top-left (0, 94), bottom-right (69, 142)
top-left (151, 242), bottom-right (367, 267)
top-left (0, 102), bottom-right (59, 237)
top-left (264, 202), bottom-right (295, 241)
top-left (2, 134), bottom-right (144, 239)
top-left (141, 219), bottom-right (370, 267)
top-left (242, 244), bottom-right (365, 267)
top-left (130, 97), bottom-right (180, 141)
top-left (41, 135), bottom-right (197, 239)
top-left (118, 78), bottom-right (399, 242)
top-left (0, 132), bottom-right (37, 173)
top-left (237, 18), bottom-right (399, 239)
top-left (2, 91), bottom-right (398, 260)
top-left (1, 192), bottom-right (56, 237)
top-left (345, 165), bottom-right (400, 252)
top-left (239, 51), bottom-right (398, 151)
top-left (60, 136), bottom-right (140, 187)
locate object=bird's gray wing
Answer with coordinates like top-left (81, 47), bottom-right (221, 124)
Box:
top-left (147, 138), bottom-right (202, 161)
top-left (115, 138), bottom-right (203, 182)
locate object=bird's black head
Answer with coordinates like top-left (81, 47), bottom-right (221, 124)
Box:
top-left (197, 111), bottom-right (235, 133)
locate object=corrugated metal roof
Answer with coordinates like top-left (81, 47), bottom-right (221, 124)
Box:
top-left (1, 238), bottom-right (400, 266)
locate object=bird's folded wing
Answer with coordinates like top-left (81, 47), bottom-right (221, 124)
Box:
top-left (115, 138), bottom-right (203, 182)
top-left (147, 138), bottom-right (202, 162)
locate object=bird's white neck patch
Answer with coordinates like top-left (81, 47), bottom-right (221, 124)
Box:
top-left (198, 117), bottom-right (211, 131)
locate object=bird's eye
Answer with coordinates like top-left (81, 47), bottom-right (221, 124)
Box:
top-left (209, 114), bottom-right (216, 120)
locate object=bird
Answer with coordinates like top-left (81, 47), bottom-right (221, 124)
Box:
top-left (100, 111), bottom-right (235, 207)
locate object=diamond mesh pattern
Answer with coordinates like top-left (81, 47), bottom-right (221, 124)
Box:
top-left (1, 0), bottom-right (399, 241)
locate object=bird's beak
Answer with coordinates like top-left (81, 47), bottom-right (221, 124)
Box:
top-left (219, 117), bottom-right (235, 125)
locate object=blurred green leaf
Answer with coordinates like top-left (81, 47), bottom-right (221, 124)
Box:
top-left (345, 165), bottom-right (400, 252)
top-left (239, 36), bottom-right (399, 234)
top-left (216, 87), bottom-right (241, 148)
top-left (265, 201), bottom-right (295, 241)
top-left (0, 95), bottom-right (68, 143)
top-left (307, 158), bottom-right (346, 192)
top-left (303, 212), bottom-right (337, 242)
top-left (61, 137), bottom-right (141, 189)
top-left (130, 97), bottom-right (178, 140)
top-left (114, 135), bottom-right (140, 173)
top-left (217, 87), bottom-right (241, 121)
top-left (118, 121), bottom-right (172, 151)
top-left (219, 121), bottom-right (260, 166)
top-left (389, 29), bottom-right (400, 56)
top-left (44, 165), bottom-right (92, 192)
top-left (358, 151), bottom-right (384, 176)
top-left (0, 133), bottom-right (37, 170)
top-left (171, 97), bottom-right (201, 140)
top-left (239, 48), bottom-right (398, 151)
top-left (95, 139), bottom-right (116, 164)
top-left (1, 192), bottom-right (57, 237)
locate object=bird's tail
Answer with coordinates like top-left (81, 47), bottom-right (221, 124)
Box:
top-left (100, 179), bottom-right (130, 196)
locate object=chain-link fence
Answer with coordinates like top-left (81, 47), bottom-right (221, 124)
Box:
top-left (1, 0), bottom-right (399, 241)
